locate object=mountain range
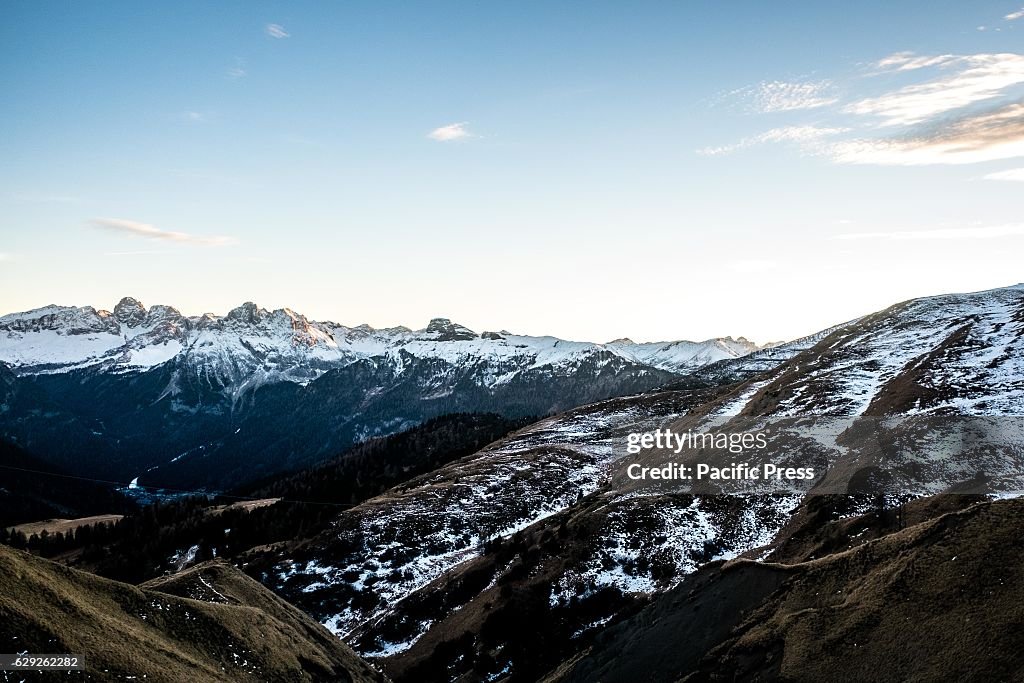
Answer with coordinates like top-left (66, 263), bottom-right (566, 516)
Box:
top-left (0, 297), bottom-right (759, 378)
top-left (0, 298), bottom-right (757, 489)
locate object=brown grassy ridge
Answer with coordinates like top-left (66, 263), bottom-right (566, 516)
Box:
top-left (9, 514), bottom-right (124, 538)
top-left (0, 546), bottom-right (387, 682)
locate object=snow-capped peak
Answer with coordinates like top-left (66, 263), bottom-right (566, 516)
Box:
top-left (0, 298), bottom-right (763, 390)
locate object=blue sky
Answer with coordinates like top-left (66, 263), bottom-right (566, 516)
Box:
top-left (2, 1), bottom-right (1023, 343)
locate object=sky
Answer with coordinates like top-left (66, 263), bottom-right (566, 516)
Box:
top-left (2, 1), bottom-right (1023, 344)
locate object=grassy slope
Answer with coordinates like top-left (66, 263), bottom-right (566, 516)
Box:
top-left (142, 560), bottom-right (383, 683)
top-left (9, 514), bottom-right (124, 538)
top-left (0, 546), bottom-right (387, 682)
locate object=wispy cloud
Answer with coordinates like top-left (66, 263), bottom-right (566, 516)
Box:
top-left (226, 58), bottom-right (247, 79)
top-left (698, 125), bottom-right (848, 156)
top-left (831, 101), bottom-right (1024, 165)
top-left (837, 224), bottom-right (1024, 241)
top-left (874, 52), bottom-right (957, 72)
top-left (1006, 7), bottom-right (1024, 20)
top-left (848, 53), bottom-right (1024, 126)
top-left (701, 50), bottom-right (1024, 167)
top-left (90, 218), bottom-right (236, 246)
top-left (735, 80), bottom-right (839, 113)
top-left (184, 111), bottom-right (205, 122)
top-left (265, 23), bottom-right (290, 39)
top-left (983, 167), bottom-right (1024, 181)
top-left (428, 122), bottom-right (476, 142)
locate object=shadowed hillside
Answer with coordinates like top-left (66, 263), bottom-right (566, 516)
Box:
top-left (0, 545), bottom-right (387, 682)
top-left (547, 496), bottom-right (1024, 683)
top-left (0, 438), bottom-right (134, 528)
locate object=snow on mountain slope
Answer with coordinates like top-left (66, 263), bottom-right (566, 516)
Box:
top-left (0, 305), bottom-right (124, 368)
top-left (255, 284), bottom-right (1024, 667)
top-left (606, 336), bottom-right (758, 373)
top-left (0, 298), bottom-right (759, 389)
top-left (708, 283), bottom-right (1024, 417)
top-left (255, 382), bottom-right (809, 661)
top-left (690, 322), bottom-right (852, 387)
top-left (253, 385), bottom-right (736, 655)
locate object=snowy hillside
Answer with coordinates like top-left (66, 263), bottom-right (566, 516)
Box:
top-left (706, 283), bottom-right (1024, 417)
top-left (255, 284), bottom-right (1024, 672)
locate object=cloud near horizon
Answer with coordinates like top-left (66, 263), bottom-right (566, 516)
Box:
top-left (836, 224), bottom-right (1024, 241)
top-left (984, 167), bottom-right (1024, 181)
top-left (427, 122), bottom-right (476, 141)
top-left (90, 218), bottom-right (236, 246)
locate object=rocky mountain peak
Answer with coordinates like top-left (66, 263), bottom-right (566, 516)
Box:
top-left (146, 305), bottom-right (183, 323)
top-left (715, 335), bottom-right (760, 353)
top-left (113, 297), bottom-right (147, 327)
top-left (424, 318), bottom-right (477, 341)
top-left (226, 302), bottom-right (266, 325)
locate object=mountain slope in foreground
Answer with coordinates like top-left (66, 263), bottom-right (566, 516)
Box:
top-left (249, 283), bottom-right (1024, 680)
top-left (550, 496), bottom-right (1024, 683)
top-left (0, 545), bottom-right (386, 682)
